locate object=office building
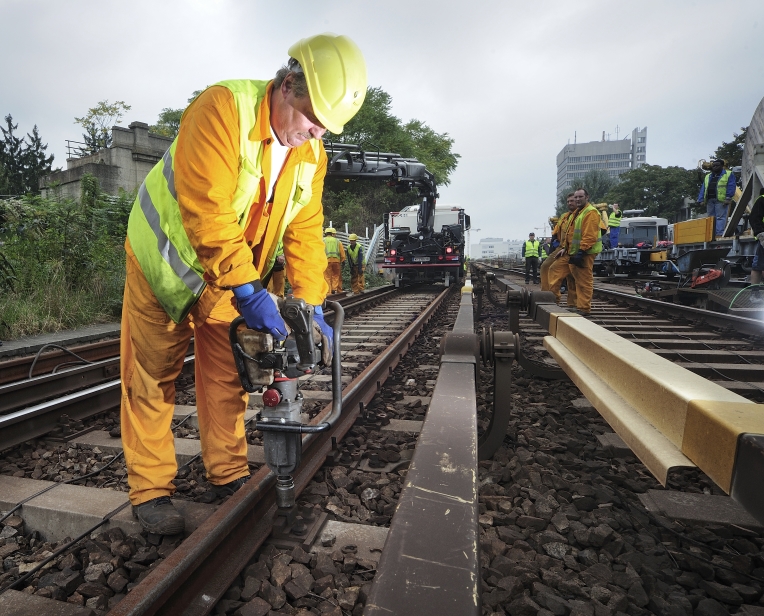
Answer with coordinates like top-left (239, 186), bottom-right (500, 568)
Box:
top-left (556, 127), bottom-right (647, 199)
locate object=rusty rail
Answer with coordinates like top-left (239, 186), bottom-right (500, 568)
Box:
top-left (109, 287), bottom-right (451, 616)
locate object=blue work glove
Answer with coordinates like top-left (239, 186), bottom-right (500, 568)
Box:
top-left (569, 250), bottom-right (586, 268)
top-left (233, 283), bottom-right (287, 340)
top-left (313, 305), bottom-right (334, 363)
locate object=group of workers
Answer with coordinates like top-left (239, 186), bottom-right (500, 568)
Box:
top-left (323, 227), bottom-right (366, 294)
top-left (119, 33), bottom-right (368, 535)
top-left (530, 188), bottom-right (603, 315)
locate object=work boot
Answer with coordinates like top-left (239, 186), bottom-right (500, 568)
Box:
top-left (132, 496), bottom-right (185, 535)
top-left (197, 474), bottom-right (251, 503)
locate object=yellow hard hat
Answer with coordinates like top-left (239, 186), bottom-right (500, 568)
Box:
top-left (288, 33), bottom-right (367, 135)
top-left (348, 233), bottom-right (358, 241)
top-left (325, 227), bottom-right (336, 235)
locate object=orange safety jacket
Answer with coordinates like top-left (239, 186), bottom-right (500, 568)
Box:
top-left (127, 81), bottom-right (328, 322)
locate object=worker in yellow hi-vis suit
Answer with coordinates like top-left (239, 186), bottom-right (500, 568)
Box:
top-left (323, 227), bottom-right (345, 293)
top-left (346, 233), bottom-right (365, 293)
top-left (120, 34), bottom-right (367, 535)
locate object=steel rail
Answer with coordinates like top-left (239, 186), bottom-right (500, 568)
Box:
top-left (0, 356), bottom-right (194, 452)
top-left (591, 286), bottom-right (764, 336)
top-left (108, 287), bottom-right (451, 616)
top-left (0, 338), bottom-right (122, 385)
top-left (482, 264), bottom-right (764, 337)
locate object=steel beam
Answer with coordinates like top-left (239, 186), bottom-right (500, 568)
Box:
top-left (365, 288), bottom-right (479, 616)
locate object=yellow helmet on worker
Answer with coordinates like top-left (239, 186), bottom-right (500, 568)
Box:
top-left (288, 34), bottom-right (367, 135)
top-left (324, 227), bottom-right (336, 235)
top-left (348, 233), bottom-right (358, 241)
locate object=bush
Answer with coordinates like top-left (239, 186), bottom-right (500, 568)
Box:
top-left (0, 176), bottom-right (131, 340)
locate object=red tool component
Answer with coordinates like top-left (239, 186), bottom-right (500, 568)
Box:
top-left (691, 268), bottom-right (723, 288)
top-left (262, 388), bottom-right (282, 407)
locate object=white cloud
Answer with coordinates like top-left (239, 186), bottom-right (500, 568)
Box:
top-left (2, 0), bottom-right (762, 241)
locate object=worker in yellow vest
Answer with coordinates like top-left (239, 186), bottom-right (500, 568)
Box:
top-left (522, 232), bottom-right (542, 284)
top-left (548, 188), bottom-right (602, 314)
top-left (346, 233), bottom-right (365, 293)
top-left (608, 203), bottom-right (622, 248)
top-left (323, 227), bottom-right (346, 294)
top-left (119, 34), bottom-right (367, 534)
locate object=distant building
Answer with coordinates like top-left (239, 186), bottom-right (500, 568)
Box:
top-left (471, 237), bottom-right (522, 259)
top-left (556, 127), bottom-right (647, 199)
top-left (40, 122), bottom-right (172, 200)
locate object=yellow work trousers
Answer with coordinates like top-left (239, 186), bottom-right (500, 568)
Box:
top-left (547, 254), bottom-right (576, 306)
top-left (567, 254), bottom-right (595, 313)
top-left (267, 269), bottom-right (285, 298)
top-left (540, 247), bottom-right (562, 291)
top-left (324, 259), bottom-right (342, 294)
top-left (350, 268), bottom-right (365, 293)
top-left (120, 244), bottom-right (249, 505)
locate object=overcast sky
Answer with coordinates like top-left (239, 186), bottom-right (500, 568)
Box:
top-left (2, 0), bottom-right (763, 244)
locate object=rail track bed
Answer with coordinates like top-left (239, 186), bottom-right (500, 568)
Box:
top-left (3, 275), bottom-right (764, 615)
top-left (0, 286), bottom-right (460, 614)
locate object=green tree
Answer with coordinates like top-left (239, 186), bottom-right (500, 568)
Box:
top-left (324, 85), bottom-right (460, 232)
top-left (603, 164), bottom-right (699, 221)
top-left (22, 125), bottom-right (54, 194)
top-left (0, 115), bottom-right (26, 195)
top-left (150, 108), bottom-right (183, 138)
top-left (555, 169), bottom-right (618, 216)
top-left (150, 90), bottom-right (206, 139)
top-left (710, 126), bottom-right (747, 167)
top-left (74, 100), bottom-right (131, 154)
top-left (0, 115), bottom-right (53, 195)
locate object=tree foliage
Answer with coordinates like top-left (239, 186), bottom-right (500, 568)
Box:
top-left (74, 100), bottom-right (131, 154)
top-left (0, 115), bottom-right (54, 196)
top-left (710, 126), bottom-right (747, 168)
top-left (555, 169), bottom-right (618, 215)
top-left (603, 164), bottom-right (700, 221)
top-left (150, 90), bottom-right (205, 140)
top-left (323, 85), bottom-right (460, 232)
top-left (150, 108), bottom-right (183, 138)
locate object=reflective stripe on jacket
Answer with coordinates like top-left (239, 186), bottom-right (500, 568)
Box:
top-left (703, 170), bottom-right (733, 202)
top-left (347, 244), bottom-right (364, 267)
top-left (524, 240), bottom-right (540, 258)
top-left (127, 80), bottom-right (321, 323)
top-left (608, 211), bottom-right (622, 228)
top-left (569, 204), bottom-right (603, 255)
top-left (324, 236), bottom-right (342, 259)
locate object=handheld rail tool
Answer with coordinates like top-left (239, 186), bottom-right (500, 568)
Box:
top-left (229, 298), bottom-right (343, 539)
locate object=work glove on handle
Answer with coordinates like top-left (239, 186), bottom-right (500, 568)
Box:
top-left (233, 284), bottom-right (287, 340)
top-left (569, 250), bottom-right (586, 268)
top-left (757, 232), bottom-right (764, 248)
top-left (313, 305), bottom-right (334, 366)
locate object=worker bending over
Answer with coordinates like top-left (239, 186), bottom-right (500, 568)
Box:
top-left (749, 188), bottom-right (764, 297)
top-left (120, 34), bottom-right (367, 534)
top-left (323, 227), bottom-right (346, 293)
top-left (346, 233), bottom-right (365, 294)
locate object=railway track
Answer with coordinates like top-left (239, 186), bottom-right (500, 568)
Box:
top-left (485, 266), bottom-right (764, 402)
top-left (0, 285), bottom-right (472, 614)
top-left (4, 272), bottom-right (764, 614)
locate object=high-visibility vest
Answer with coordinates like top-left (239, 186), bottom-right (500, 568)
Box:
top-left (608, 211), bottom-right (622, 228)
top-left (524, 240), bottom-right (540, 258)
top-left (569, 204), bottom-right (603, 255)
top-left (324, 236), bottom-right (341, 259)
top-left (703, 170), bottom-right (732, 202)
top-left (347, 243), bottom-right (364, 267)
top-left (126, 79), bottom-right (320, 323)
